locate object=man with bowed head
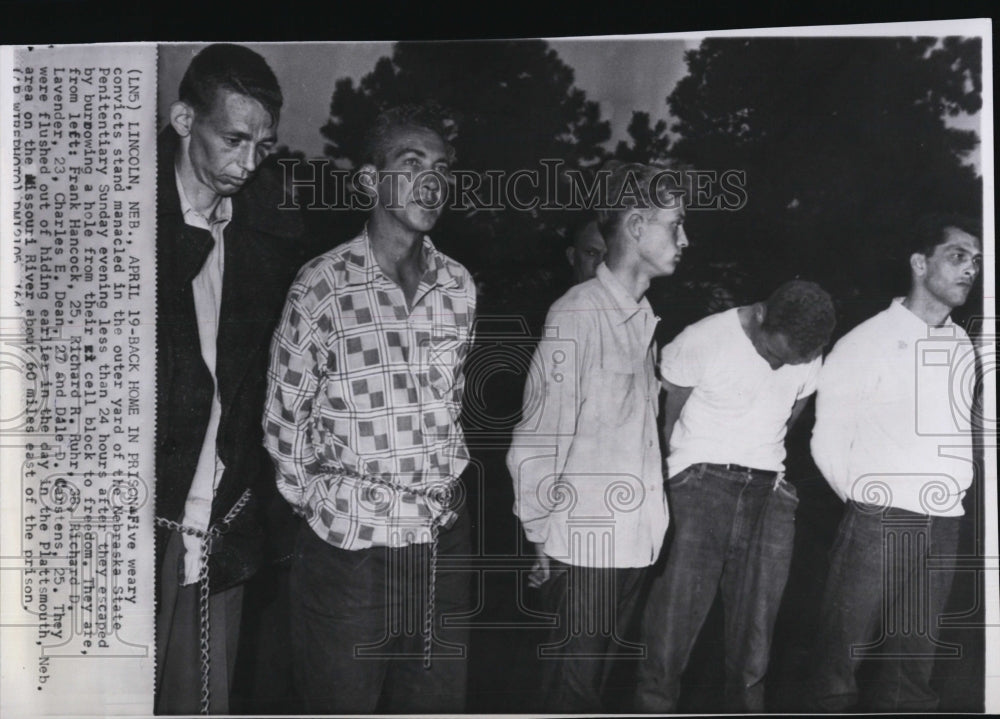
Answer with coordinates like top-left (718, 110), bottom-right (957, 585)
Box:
top-left (155, 43), bottom-right (310, 714)
top-left (635, 278), bottom-right (836, 713)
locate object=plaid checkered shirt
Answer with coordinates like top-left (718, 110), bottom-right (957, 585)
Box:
top-left (263, 228), bottom-right (476, 549)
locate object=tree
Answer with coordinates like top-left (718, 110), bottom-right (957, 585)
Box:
top-left (322, 42), bottom-right (610, 171)
top-left (613, 111), bottom-right (671, 163)
top-left (665, 37), bottom-right (983, 333)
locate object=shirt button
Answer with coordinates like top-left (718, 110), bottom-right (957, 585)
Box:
top-left (647, 440), bottom-right (654, 448)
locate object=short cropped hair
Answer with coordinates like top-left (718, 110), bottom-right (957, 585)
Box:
top-left (362, 102), bottom-right (458, 168)
top-left (596, 160), bottom-right (691, 239)
top-left (909, 213), bottom-right (982, 258)
top-left (761, 280), bottom-right (836, 359)
top-left (179, 43), bottom-right (283, 124)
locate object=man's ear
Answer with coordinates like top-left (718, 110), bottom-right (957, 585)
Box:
top-left (565, 246), bottom-right (576, 267)
top-left (169, 101), bottom-right (195, 138)
top-left (625, 210), bottom-right (644, 242)
top-left (909, 252), bottom-right (927, 277)
top-left (755, 302), bottom-right (767, 324)
top-left (355, 163), bottom-right (379, 199)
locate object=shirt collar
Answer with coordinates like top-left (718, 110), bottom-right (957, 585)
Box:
top-left (344, 225), bottom-right (463, 291)
top-left (596, 263), bottom-right (654, 325)
top-left (174, 166), bottom-right (232, 229)
top-left (889, 296), bottom-right (954, 337)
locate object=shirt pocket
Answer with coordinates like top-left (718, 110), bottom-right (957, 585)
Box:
top-left (413, 326), bottom-right (465, 401)
top-left (593, 358), bottom-right (641, 428)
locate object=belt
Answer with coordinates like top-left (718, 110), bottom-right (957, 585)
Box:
top-left (710, 463), bottom-right (779, 479)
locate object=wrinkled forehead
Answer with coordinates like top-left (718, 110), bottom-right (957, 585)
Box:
top-left (384, 125), bottom-right (449, 160)
top-left (201, 87), bottom-right (277, 132)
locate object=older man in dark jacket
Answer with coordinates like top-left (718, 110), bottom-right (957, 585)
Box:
top-left (155, 43), bottom-right (310, 714)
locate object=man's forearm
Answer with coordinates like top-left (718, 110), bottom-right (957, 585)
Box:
top-left (661, 382), bottom-right (693, 453)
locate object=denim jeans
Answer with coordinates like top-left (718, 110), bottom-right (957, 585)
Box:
top-left (635, 462), bottom-right (799, 713)
top-left (536, 559), bottom-right (648, 713)
top-left (809, 501), bottom-right (960, 712)
top-left (289, 510), bottom-right (471, 714)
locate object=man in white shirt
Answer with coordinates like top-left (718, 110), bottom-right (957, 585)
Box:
top-left (809, 214), bottom-right (983, 712)
top-left (507, 161), bottom-right (688, 712)
top-left (635, 279), bottom-right (836, 713)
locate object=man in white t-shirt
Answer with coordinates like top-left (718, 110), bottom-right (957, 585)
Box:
top-left (808, 214), bottom-right (982, 712)
top-left (635, 280), bottom-right (836, 713)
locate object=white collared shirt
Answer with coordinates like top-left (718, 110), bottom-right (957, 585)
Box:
top-left (508, 263), bottom-right (668, 569)
top-left (811, 298), bottom-right (975, 517)
top-left (175, 169), bottom-right (232, 584)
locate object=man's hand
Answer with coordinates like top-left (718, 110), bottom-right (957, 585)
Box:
top-left (527, 542), bottom-right (551, 589)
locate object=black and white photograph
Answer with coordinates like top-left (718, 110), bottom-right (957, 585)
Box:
top-left (0, 11), bottom-right (995, 717)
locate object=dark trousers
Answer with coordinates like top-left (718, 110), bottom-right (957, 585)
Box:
top-left (289, 512), bottom-right (471, 714)
top-left (536, 559), bottom-right (648, 713)
top-left (155, 531), bottom-right (243, 715)
top-left (809, 501), bottom-right (960, 712)
top-left (635, 463), bottom-right (799, 713)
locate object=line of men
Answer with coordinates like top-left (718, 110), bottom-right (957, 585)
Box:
top-left (526, 184), bottom-right (981, 713)
top-left (155, 43), bottom-right (983, 714)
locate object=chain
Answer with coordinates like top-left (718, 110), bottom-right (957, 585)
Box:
top-left (155, 488), bottom-right (252, 715)
top-left (195, 531), bottom-right (212, 713)
top-left (335, 467), bottom-right (456, 670)
top-left (423, 520), bottom-right (440, 670)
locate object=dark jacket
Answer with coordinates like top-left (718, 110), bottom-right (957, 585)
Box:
top-left (155, 127), bottom-right (311, 592)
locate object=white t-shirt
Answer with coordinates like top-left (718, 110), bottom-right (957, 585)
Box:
top-left (660, 307), bottom-right (821, 477)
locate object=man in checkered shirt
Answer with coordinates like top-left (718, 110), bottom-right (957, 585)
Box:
top-left (262, 103), bottom-right (476, 714)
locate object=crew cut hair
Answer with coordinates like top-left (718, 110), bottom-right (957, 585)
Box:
top-left (362, 101), bottom-right (458, 168)
top-left (596, 160), bottom-right (691, 238)
top-left (179, 43), bottom-right (283, 124)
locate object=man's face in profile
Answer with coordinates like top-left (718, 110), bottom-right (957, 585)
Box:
top-left (914, 227), bottom-right (983, 310)
top-left (183, 87), bottom-right (277, 198)
top-left (566, 220), bottom-right (607, 284)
